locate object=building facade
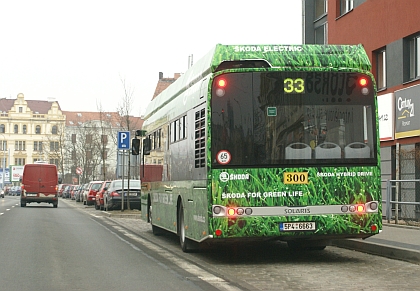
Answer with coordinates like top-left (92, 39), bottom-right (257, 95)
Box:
top-left (303, 0), bottom-right (420, 219)
top-left (0, 93), bottom-right (66, 187)
top-left (0, 93), bottom-right (144, 186)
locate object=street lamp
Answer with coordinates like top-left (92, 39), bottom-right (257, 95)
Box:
top-left (0, 134), bottom-right (6, 191)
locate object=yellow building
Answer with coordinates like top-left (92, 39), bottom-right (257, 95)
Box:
top-left (0, 93), bottom-right (65, 177)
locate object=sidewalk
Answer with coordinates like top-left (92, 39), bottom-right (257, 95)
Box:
top-left (333, 221), bottom-right (420, 265)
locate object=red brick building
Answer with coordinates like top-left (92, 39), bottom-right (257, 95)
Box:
top-left (303, 0), bottom-right (420, 219)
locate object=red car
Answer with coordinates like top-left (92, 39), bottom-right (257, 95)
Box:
top-left (83, 181), bottom-right (103, 206)
top-left (95, 181), bottom-right (111, 210)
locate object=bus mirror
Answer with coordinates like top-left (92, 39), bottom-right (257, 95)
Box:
top-left (58, 177), bottom-right (62, 184)
top-left (143, 138), bottom-right (151, 155)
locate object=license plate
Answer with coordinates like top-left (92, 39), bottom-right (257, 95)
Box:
top-left (124, 192), bottom-right (138, 196)
top-left (280, 222), bottom-right (316, 231)
top-left (27, 193), bottom-right (37, 197)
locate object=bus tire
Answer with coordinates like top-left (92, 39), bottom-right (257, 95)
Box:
top-left (149, 205), bottom-right (162, 235)
top-left (178, 203), bottom-right (196, 252)
top-left (21, 200), bottom-right (26, 207)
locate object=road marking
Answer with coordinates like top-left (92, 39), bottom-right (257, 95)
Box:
top-left (111, 225), bottom-right (241, 291)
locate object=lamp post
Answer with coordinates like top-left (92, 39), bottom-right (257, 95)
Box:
top-left (0, 134), bottom-right (5, 191)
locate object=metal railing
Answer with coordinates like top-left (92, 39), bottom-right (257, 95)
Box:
top-left (384, 179), bottom-right (420, 223)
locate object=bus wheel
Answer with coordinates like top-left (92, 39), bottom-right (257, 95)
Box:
top-left (178, 203), bottom-right (196, 252)
top-left (21, 200), bottom-right (26, 207)
top-left (53, 202), bottom-right (58, 208)
top-left (149, 205), bottom-right (164, 235)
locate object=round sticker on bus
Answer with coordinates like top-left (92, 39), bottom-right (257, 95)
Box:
top-left (216, 150), bottom-right (231, 165)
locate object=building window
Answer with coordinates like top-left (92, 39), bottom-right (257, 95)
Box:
top-left (23, 125), bottom-right (27, 134)
top-left (86, 134), bottom-right (92, 144)
top-left (1, 141), bottom-right (7, 151)
top-left (15, 141), bottom-right (26, 151)
top-left (0, 124), bottom-right (4, 133)
top-left (376, 48), bottom-right (387, 90)
top-left (19, 107), bottom-right (23, 113)
top-left (34, 141), bottom-right (43, 151)
top-left (49, 159), bottom-right (58, 167)
top-left (14, 124), bottom-right (18, 134)
top-left (50, 141), bottom-right (59, 151)
top-left (35, 125), bottom-right (41, 134)
top-left (409, 34), bottom-right (420, 80)
top-left (315, 23), bottom-right (328, 44)
top-left (52, 125), bottom-right (58, 134)
top-left (315, 0), bottom-right (327, 19)
top-left (101, 135), bottom-right (108, 145)
top-left (15, 158), bottom-right (25, 165)
top-left (72, 134), bottom-right (76, 144)
top-left (340, 0), bottom-right (353, 16)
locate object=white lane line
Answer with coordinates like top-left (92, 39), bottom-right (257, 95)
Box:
top-left (111, 225), bottom-right (241, 291)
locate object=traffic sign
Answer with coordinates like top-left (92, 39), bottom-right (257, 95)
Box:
top-left (76, 167), bottom-right (83, 175)
top-left (117, 131), bottom-right (130, 150)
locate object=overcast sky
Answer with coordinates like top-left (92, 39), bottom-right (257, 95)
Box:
top-left (0, 0), bottom-right (302, 116)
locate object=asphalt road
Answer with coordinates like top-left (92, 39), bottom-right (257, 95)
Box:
top-left (0, 196), bottom-right (224, 291)
top-left (3, 195), bottom-right (420, 291)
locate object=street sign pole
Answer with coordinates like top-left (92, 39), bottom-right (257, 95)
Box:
top-left (121, 150), bottom-right (124, 212)
top-left (117, 131), bottom-right (130, 212)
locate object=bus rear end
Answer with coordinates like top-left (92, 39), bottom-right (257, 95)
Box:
top-left (21, 164), bottom-right (59, 208)
top-left (210, 68), bottom-right (381, 249)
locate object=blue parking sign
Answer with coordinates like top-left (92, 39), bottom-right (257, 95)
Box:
top-left (117, 131), bottom-right (130, 150)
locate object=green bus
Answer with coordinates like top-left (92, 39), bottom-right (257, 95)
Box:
top-left (140, 44), bottom-right (381, 252)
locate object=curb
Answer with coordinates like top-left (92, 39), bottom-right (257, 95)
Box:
top-left (332, 239), bottom-right (420, 265)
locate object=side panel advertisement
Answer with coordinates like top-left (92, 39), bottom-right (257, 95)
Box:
top-left (10, 165), bottom-right (24, 182)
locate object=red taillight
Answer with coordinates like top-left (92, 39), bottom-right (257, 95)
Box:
top-left (217, 78), bottom-right (227, 87)
top-left (359, 77), bottom-right (368, 87)
top-left (215, 229), bottom-right (222, 236)
top-left (371, 224), bottom-right (378, 232)
top-left (215, 77), bottom-right (227, 97)
top-left (110, 192), bottom-right (120, 197)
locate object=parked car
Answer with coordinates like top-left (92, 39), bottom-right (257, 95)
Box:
top-left (58, 184), bottom-right (71, 197)
top-left (11, 186), bottom-right (22, 196)
top-left (83, 181), bottom-right (103, 206)
top-left (70, 185), bottom-right (78, 200)
top-left (103, 179), bottom-right (141, 211)
top-left (95, 181), bottom-right (111, 210)
top-left (80, 182), bottom-right (89, 204)
top-left (75, 184), bottom-right (87, 202)
top-left (62, 185), bottom-right (72, 199)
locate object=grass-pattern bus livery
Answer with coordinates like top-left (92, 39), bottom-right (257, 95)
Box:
top-left (140, 44), bottom-right (381, 252)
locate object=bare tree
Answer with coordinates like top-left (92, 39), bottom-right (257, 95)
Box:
top-left (42, 123), bottom-right (68, 182)
top-left (116, 77), bottom-right (136, 211)
top-left (96, 101), bottom-right (118, 181)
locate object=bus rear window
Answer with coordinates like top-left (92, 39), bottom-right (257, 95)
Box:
top-left (211, 71), bottom-right (377, 167)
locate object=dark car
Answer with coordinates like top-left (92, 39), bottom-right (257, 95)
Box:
top-left (103, 179), bottom-right (141, 211)
top-left (62, 185), bottom-right (72, 199)
top-left (95, 181), bottom-right (111, 210)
